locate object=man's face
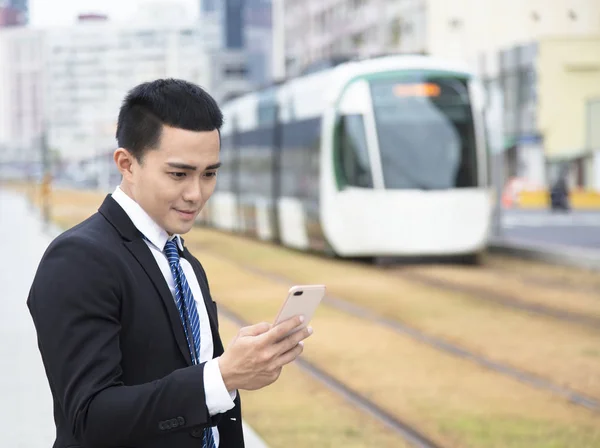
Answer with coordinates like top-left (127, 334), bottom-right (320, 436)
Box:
top-left (128, 125), bottom-right (220, 235)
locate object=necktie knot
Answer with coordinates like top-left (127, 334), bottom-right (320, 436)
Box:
top-left (164, 239), bottom-right (180, 266)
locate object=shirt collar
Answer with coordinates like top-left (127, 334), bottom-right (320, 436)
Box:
top-left (111, 186), bottom-right (184, 252)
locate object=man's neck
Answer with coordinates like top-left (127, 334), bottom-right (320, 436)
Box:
top-left (115, 184), bottom-right (174, 238)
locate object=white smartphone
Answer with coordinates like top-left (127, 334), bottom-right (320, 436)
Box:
top-left (273, 284), bottom-right (326, 336)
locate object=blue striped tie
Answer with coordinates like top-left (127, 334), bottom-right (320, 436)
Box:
top-left (164, 239), bottom-right (216, 448)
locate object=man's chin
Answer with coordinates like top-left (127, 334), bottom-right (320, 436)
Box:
top-left (172, 221), bottom-right (195, 235)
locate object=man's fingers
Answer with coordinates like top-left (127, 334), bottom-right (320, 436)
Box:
top-left (274, 341), bottom-right (304, 367)
top-left (239, 322), bottom-right (272, 337)
top-left (266, 315), bottom-right (305, 343)
top-left (273, 326), bottom-right (312, 355)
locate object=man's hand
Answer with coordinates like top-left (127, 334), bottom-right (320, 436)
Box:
top-left (218, 316), bottom-right (313, 391)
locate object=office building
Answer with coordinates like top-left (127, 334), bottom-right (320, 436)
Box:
top-left (44, 20), bottom-right (250, 161)
top-left (201, 0), bottom-right (272, 85)
top-left (0, 18), bottom-right (252, 165)
top-left (0, 0), bottom-right (28, 27)
top-left (0, 26), bottom-right (44, 164)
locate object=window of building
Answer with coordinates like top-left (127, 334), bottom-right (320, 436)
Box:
top-left (352, 32), bottom-right (364, 47)
top-left (224, 65), bottom-right (248, 77)
top-left (389, 18), bottom-right (402, 46)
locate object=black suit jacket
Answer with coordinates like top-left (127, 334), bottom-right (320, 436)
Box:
top-left (26, 195), bottom-right (245, 448)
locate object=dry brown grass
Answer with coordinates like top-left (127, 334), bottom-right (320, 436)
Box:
top-left (13, 186), bottom-right (409, 447)
top-left (486, 253), bottom-right (600, 291)
top-left (20, 186), bottom-right (600, 447)
top-left (183, 228), bottom-right (600, 401)
top-left (20, 184), bottom-right (107, 227)
top-left (401, 264), bottom-right (600, 318)
top-left (33, 187), bottom-right (600, 400)
top-left (204, 252), bottom-right (600, 448)
top-left (218, 319), bottom-right (409, 448)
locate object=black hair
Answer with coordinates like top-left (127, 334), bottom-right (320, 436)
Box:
top-left (116, 78), bottom-right (223, 161)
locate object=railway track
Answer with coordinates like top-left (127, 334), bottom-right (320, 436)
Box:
top-left (484, 260), bottom-right (600, 295)
top-left (392, 269), bottom-right (600, 329)
top-left (205, 250), bottom-right (600, 413)
top-left (219, 305), bottom-right (444, 448)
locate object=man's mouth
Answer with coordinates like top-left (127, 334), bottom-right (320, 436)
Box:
top-left (175, 209), bottom-right (197, 219)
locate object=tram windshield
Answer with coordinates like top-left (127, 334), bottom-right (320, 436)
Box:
top-left (369, 74), bottom-right (478, 190)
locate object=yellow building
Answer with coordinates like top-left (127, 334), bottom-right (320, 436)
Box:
top-left (537, 35), bottom-right (600, 191)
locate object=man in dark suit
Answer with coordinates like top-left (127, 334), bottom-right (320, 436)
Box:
top-left (26, 79), bottom-right (313, 448)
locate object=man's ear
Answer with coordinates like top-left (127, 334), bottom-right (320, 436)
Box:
top-left (114, 148), bottom-right (136, 181)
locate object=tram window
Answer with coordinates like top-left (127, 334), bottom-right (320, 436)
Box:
top-left (281, 118), bottom-right (321, 198)
top-left (369, 76), bottom-right (478, 189)
top-left (335, 114), bottom-right (373, 189)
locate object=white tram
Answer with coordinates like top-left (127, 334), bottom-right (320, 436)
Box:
top-left (200, 54), bottom-right (494, 260)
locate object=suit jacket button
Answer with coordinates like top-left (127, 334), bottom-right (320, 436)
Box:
top-left (191, 427), bottom-right (204, 438)
top-left (158, 421), bottom-right (166, 431)
top-left (170, 418), bottom-right (178, 428)
top-left (178, 416), bottom-right (185, 426)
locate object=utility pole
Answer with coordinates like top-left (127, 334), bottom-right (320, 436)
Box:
top-left (40, 126), bottom-right (51, 228)
top-left (271, 0), bottom-right (286, 81)
top-left (231, 116), bottom-right (240, 232)
top-left (271, 102), bottom-right (282, 244)
top-left (0, 144), bottom-right (5, 188)
top-left (486, 81), bottom-right (505, 239)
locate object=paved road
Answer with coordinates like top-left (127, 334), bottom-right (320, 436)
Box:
top-left (499, 209), bottom-right (600, 252)
top-left (0, 189), bottom-right (268, 447)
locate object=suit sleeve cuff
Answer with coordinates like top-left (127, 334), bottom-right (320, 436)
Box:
top-left (204, 357), bottom-right (236, 416)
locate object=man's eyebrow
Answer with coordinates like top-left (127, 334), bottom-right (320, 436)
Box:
top-left (166, 162), bottom-right (197, 171)
top-left (165, 162), bottom-right (222, 170)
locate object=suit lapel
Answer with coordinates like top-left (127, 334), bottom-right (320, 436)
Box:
top-left (98, 195), bottom-right (193, 366)
top-left (124, 238), bottom-right (193, 366)
top-left (181, 245), bottom-right (224, 357)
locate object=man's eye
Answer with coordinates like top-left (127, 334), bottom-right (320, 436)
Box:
top-left (204, 171), bottom-right (217, 178)
top-left (169, 172), bottom-right (186, 179)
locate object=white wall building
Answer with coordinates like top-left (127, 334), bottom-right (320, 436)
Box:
top-left (246, 24), bottom-right (272, 87)
top-left (277, 0), bottom-right (600, 77)
top-left (0, 26), bottom-right (44, 164)
top-left (44, 20), bottom-right (251, 161)
top-left (0, 13), bottom-right (253, 164)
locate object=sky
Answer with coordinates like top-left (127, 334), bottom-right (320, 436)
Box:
top-left (29, 0), bottom-right (200, 27)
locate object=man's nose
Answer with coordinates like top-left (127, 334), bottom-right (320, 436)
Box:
top-left (183, 180), bottom-right (202, 203)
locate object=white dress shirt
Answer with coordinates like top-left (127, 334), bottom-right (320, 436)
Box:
top-left (112, 186), bottom-right (235, 446)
